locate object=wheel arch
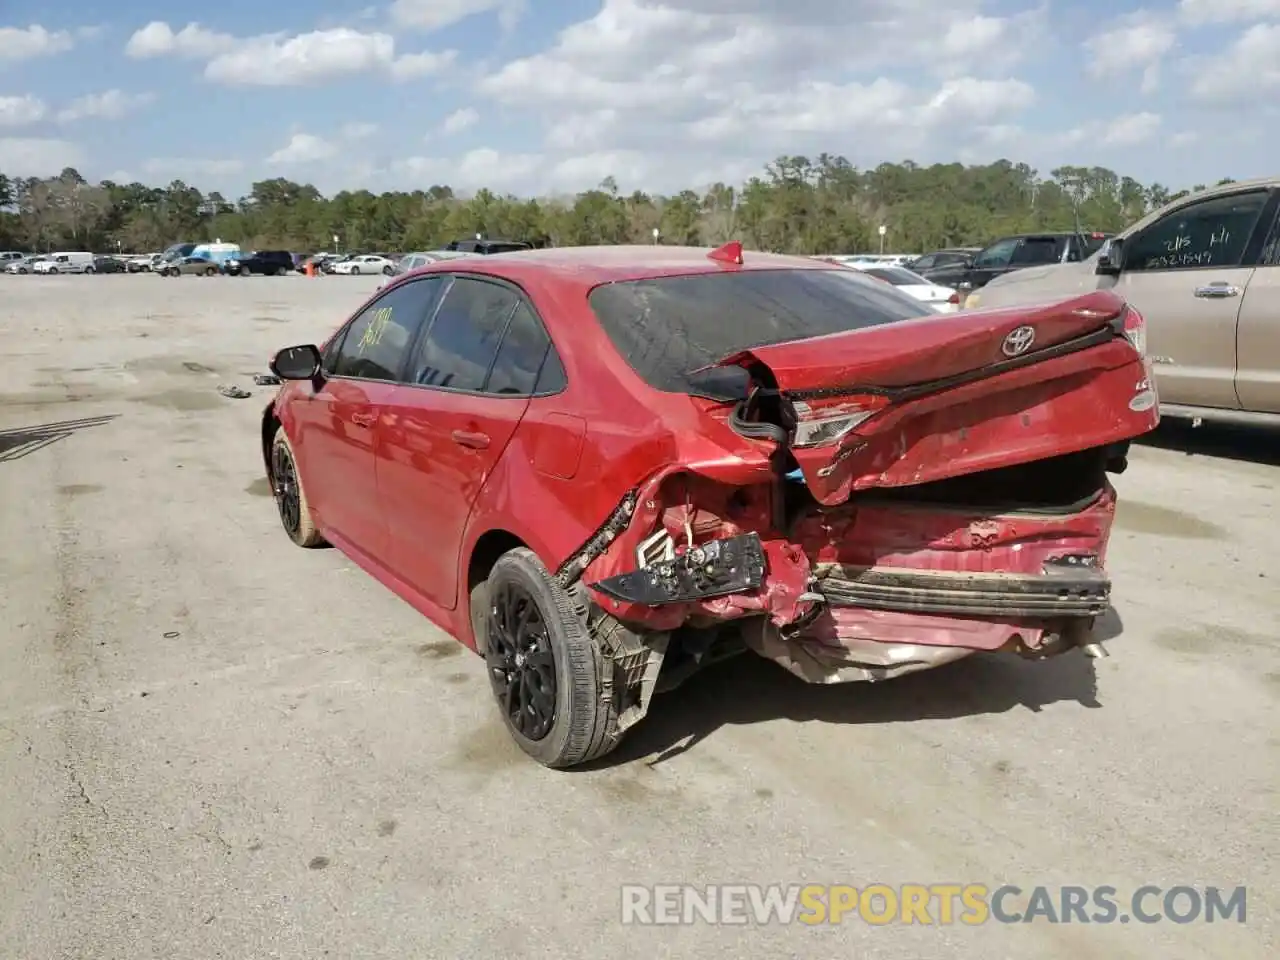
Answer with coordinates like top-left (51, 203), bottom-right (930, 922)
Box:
top-left (260, 401), bottom-right (281, 480)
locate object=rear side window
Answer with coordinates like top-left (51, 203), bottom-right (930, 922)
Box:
top-left (586, 268), bottom-right (927, 401)
top-left (409, 277), bottom-right (518, 390)
top-left (1008, 237), bottom-right (1063, 266)
top-left (486, 302), bottom-right (553, 395)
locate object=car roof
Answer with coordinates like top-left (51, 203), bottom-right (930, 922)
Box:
top-left (408, 244), bottom-right (832, 287)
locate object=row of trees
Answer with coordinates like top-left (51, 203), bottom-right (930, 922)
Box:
top-left (0, 159), bottom-right (1231, 257)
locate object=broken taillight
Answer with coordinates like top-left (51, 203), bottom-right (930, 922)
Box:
top-left (790, 395), bottom-right (890, 447)
top-left (1121, 305), bottom-right (1147, 357)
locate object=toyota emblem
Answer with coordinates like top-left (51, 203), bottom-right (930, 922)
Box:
top-left (1002, 325), bottom-right (1036, 357)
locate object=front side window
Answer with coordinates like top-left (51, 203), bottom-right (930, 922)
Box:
top-left (330, 277), bottom-right (445, 382)
top-left (1125, 190), bottom-right (1270, 272)
top-left (587, 268), bottom-right (928, 401)
top-left (409, 277), bottom-right (519, 390)
top-left (973, 238), bottom-right (1018, 268)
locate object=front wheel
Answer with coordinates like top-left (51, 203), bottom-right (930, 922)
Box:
top-left (48, 267), bottom-right (58, 274)
top-left (205, 266), bottom-right (218, 276)
top-left (270, 428), bottom-right (325, 548)
top-left (382, 265), bottom-right (393, 275)
top-left (84, 266), bottom-right (95, 274)
top-left (482, 548), bottom-right (624, 768)
top-left (350, 266), bottom-right (361, 275)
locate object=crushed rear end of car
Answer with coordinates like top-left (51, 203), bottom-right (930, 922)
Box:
top-left (571, 280), bottom-right (1157, 692)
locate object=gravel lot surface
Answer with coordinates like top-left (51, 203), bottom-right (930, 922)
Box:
top-left (1, 273), bottom-right (1276, 959)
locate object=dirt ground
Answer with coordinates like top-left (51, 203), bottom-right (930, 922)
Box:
top-left (0, 273), bottom-right (1276, 959)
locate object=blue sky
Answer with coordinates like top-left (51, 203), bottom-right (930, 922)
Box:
top-left (1, 0), bottom-right (1277, 199)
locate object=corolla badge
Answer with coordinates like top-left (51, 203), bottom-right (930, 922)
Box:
top-left (1002, 325), bottom-right (1036, 357)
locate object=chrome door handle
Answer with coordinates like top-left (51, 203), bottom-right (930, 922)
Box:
top-left (1193, 283), bottom-right (1240, 298)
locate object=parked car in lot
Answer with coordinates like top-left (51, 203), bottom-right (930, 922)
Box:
top-left (330, 254), bottom-right (394, 275)
top-left (5, 255), bottom-right (46, 274)
top-left (34, 251), bottom-right (95, 274)
top-left (379, 250), bottom-right (475, 287)
top-left (836, 261), bottom-right (960, 312)
top-left (966, 177), bottom-right (1280, 427)
top-left (444, 238), bottom-right (532, 255)
top-left (0, 250), bottom-right (26, 266)
top-left (928, 232), bottom-right (1112, 294)
top-left (160, 256), bottom-right (223, 277)
top-left (906, 247), bottom-right (982, 277)
top-left (126, 253), bottom-right (164, 273)
top-left (259, 242), bottom-right (1157, 768)
top-left (92, 255), bottom-right (127, 274)
top-left (227, 249), bottom-right (296, 276)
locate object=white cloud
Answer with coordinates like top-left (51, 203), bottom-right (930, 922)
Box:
top-left (1084, 12), bottom-right (1176, 81)
top-left (1177, 0), bottom-right (1280, 24)
top-left (389, 49), bottom-right (458, 80)
top-left (0, 25), bottom-right (75, 63)
top-left (392, 147), bottom-right (542, 191)
top-left (125, 22), bottom-right (237, 59)
top-left (440, 107), bottom-right (479, 135)
top-left (267, 133), bottom-right (338, 164)
top-left (0, 138), bottom-right (83, 176)
top-left (0, 95), bottom-right (48, 128)
top-left (124, 20), bottom-right (454, 86)
top-left (1188, 22), bottom-right (1280, 103)
top-left (57, 90), bottom-right (156, 123)
top-left (389, 0), bottom-right (527, 32)
top-left (1099, 112), bottom-right (1163, 146)
top-left (205, 28), bottom-right (396, 85)
top-left (467, 0), bottom-right (1050, 191)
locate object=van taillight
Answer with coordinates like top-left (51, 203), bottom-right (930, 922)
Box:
top-left (947, 291), bottom-right (960, 304)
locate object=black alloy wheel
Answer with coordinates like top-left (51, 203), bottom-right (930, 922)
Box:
top-left (271, 441), bottom-right (301, 537)
top-left (486, 581), bottom-right (558, 741)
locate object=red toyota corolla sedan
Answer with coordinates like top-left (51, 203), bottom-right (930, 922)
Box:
top-left (261, 242), bottom-right (1158, 768)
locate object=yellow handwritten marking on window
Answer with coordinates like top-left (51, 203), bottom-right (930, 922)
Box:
top-left (358, 306), bottom-right (394, 353)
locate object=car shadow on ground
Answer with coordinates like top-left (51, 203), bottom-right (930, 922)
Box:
top-left (0, 414), bottom-right (119, 463)
top-left (1136, 419), bottom-right (1280, 467)
top-left (590, 607), bottom-right (1122, 770)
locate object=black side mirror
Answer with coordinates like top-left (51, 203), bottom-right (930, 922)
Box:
top-left (270, 344), bottom-right (323, 380)
top-left (1096, 238), bottom-right (1124, 276)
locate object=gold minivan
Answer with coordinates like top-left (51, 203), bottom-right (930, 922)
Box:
top-left (965, 177), bottom-right (1280, 426)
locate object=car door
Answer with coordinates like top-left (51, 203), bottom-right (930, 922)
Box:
top-left (377, 276), bottom-right (556, 611)
top-left (1228, 202), bottom-right (1280, 414)
top-left (965, 238), bottom-right (1019, 289)
top-left (287, 278), bottom-right (441, 561)
top-left (1110, 187), bottom-right (1275, 410)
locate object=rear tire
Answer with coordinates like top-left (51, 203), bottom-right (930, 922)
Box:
top-left (483, 548), bottom-right (624, 768)
top-left (84, 266), bottom-right (95, 274)
top-left (270, 428), bottom-right (325, 548)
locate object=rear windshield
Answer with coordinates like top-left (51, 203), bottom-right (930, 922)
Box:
top-left (587, 268), bottom-right (928, 401)
top-left (1009, 237), bottom-right (1066, 266)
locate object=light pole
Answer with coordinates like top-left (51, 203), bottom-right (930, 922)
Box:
top-left (878, 223), bottom-right (887, 255)
top-left (652, 227), bottom-right (660, 245)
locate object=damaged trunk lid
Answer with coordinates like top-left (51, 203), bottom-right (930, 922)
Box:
top-left (713, 289), bottom-right (1155, 506)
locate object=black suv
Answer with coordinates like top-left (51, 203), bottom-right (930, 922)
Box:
top-left (444, 238), bottom-right (531, 255)
top-left (230, 250), bottom-right (295, 276)
top-left (925, 232), bottom-right (1112, 292)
